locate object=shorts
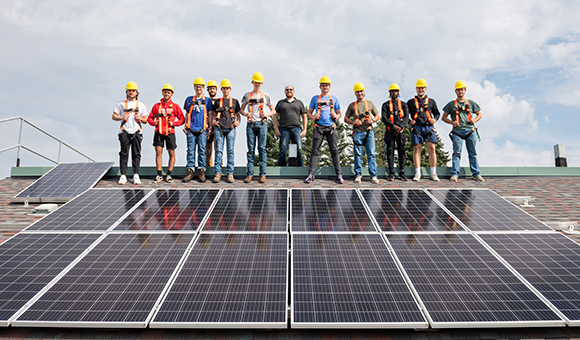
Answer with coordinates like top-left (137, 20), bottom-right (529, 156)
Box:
top-left (153, 132), bottom-right (177, 150)
top-left (411, 125), bottom-right (437, 145)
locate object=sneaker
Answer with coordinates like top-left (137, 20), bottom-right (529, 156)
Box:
top-left (398, 173), bottom-right (408, 181)
top-left (118, 174), bottom-right (127, 185)
top-left (244, 176), bottom-right (253, 183)
top-left (371, 176), bottom-right (379, 184)
top-left (472, 175), bottom-right (485, 182)
top-left (133, 174), bottom-right (141, 185)
top-left (354, 175), bottom-right (362, 184)
top-left (259, 176), bottom-right (267, 183)
top-left (413, 173), bottom-right (421, 182)
top-left (153, 175), bottom-right (164, 183)
top-left (304, 173), bottom-right (315, 183)
top-left (336, 173), bottom-right (344, 184)
top-left (430, 174), bottom-right (440, 182)
top-left (166, 175), bottom-right (174, 183)
top-left (182, 168), bottom-right (195, 182)
top-left (450, 175), bottom-right (458, 182)
top-left (213, 173), bottom-right (222, 183)
top-left (387, 174), bottom-right (395, 182)
top-left (226, 174), bottom-right (234, 183)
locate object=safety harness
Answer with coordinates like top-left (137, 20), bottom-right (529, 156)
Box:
top-left (315, 94), bottom-right (336, 129)
top-left (448, 99), bottom-right (480, 141)
top-left (411, 97), bottom-right (435, 141)
top-left (387, 99), bottom-right (405, 131)
top-left (154, 100), bottom-right (174, 136)
top-left (352, 100), bottom-right (372, 146)
top-left (215, 97), bottom-right (235, 136)
top-left (248, 91), bottom-right (266, 134)
top-left (186, 95), bottom-right (208, 136)
top-left (121, 100), bottom-right (141, 133)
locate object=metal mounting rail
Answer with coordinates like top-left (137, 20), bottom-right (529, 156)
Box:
top-left (0, 116), bottom-right (95, 166)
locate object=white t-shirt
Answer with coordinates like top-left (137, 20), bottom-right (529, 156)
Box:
top-left (113, 100), bottom-right (148, 134)
top-left (241, 91), bottom-right (272, 122)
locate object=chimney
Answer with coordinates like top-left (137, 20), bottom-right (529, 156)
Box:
top-left (554, 144), bottom-right (567, 167)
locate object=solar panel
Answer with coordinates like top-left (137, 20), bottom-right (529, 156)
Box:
top-left (151, 233), bottom-right (288, 328)
top-left (479, 233), bottom-right (580, 326)
top-left (427, 189), bottom-right (552, 232)
top-left (13, 233), bottom-right (194, 328)
top-left (0, 233), bottom-right (101, 326)
top-left (387, 233), bottom-right (564, 328)
top-left (12, 162), bottom-right (113, 203)
top-left (292, 233), bottom-right (428, 329)
top-left (360, 189), bottom-right (465, 232)
top-left (291, 189), bottom-right (375, 232)
top-left (203, 189), bottom-right (288, 232)
top-left (25, 189), bottom-right (149, 232)
top-left (114, 189), bottom-right (219, 232)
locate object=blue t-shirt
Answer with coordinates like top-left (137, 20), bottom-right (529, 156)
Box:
top-left (183, 96), bottom-right (213, 131)
top-left (309, 94), bottom-right (340, 126)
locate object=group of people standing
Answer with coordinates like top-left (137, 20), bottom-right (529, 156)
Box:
top-left (112, 74), bottom-right (484, 185)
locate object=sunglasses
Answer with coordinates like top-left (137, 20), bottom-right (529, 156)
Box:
top-left (285, 89), bottom-right (294, 92)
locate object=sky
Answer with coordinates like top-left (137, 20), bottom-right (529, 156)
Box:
top-left (1, 0), bottom-right (579, 179)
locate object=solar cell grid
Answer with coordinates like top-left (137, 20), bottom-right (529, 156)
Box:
top-left (292, 233), bottom-right (427, 328)
top-left (428, 189), bottom-right (551, 231)
top-left (203, 189), bottom-right (287, 232)
top-left (291, 189), bottom-right (375, 232)
top-left (361, 189), bottom-right (465, 232)
top-left (0, 233), bottom-right (101, 325)
top-left (387, 233), bottom-right (563, 327)
top-left (13, 233), bottom-right (193, 327)
top-left (114, 189), bottom-right (218, 231)
top-left (26, 189), bottom-right (148, 232)
top-left (13, 162), bottom-right (113, 203)
top-left (480, 233), bottom-right (580, 325)
top-left (151, 233), bottom-right (288, 328)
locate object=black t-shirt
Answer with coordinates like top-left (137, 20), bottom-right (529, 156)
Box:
top-left (275, 98), bottom-right (307, 129)
top-left (213, 97), bottom-right (240, 129)
top-left (406, 96), bottom-right (440, 126)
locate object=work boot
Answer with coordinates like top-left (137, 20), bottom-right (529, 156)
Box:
top-left (183, 168), bottom-right (195, 183)
top-left (304, 173), bottom-right (315, 184)
top-left (472, 175), bottom-right (485, 182)
top-left (244, 176), bottom-right (253, 183)
top-left (213, 173), bottom-right (222, 183)
top-left (259, 175), bottom-right (267, 183)
top-left (166, 175), bottom-right (174, 183)
top-left (153, 175), bottom-right (164, 183)
top-left (198, 169), bottom-right (206, 183)
top-left (118, 174), bottom-right (127, 185)
top-left (226, 174), bottom-right (234, 183)
top-left (354, 175), bottom-right (362, 184)
top-left (450, 175), bottom-right (458, 182)
top-left (133, 174), bottom-right (142, 185)
top-left (370, 176), bottom-right (380, 184)
top-left (336, 173), bottom-right (344, 184)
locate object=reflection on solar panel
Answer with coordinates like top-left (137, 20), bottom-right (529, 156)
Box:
top-left (292, 189), bottom-right (375, 232)
top-left (480, 233), bottom-right (580, 325)
top-left (13, 233), bottom-right (193, 328)
top-left (0, 233), bottom-right (101, 326)
top-left (203, 189), bottom-right (287, 232)
top-left (360, 189), bottom-right (464, 232)
top-left (114, 189), bottom-right (218, 232)
top-left (151, 233), bottom-right (288, 328)
top-left (12, 162), bottom-right (113, 203)
top-left (26, 189), bottom-right (148, 232)
top-left (292, 233), bottom-right (427, 328)
top-left (428, 189), bottom-right (551, 231)
top-left (388, 233), bottom-right (563, 328)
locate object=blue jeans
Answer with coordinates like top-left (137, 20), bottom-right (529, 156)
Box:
top-left (186, 130), bottom-right (207, 170)
top-left (353, 130), bottom-right (377, 177)
top-left (277, 126), bottom-right (303, 166)
top-left (451, 129), bottom-right (480, 176)
top-left (214, 128), bottom-right (236, 175)
top-left (246, 122), bottom-right (267, 176)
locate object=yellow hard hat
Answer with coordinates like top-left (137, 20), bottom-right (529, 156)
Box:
top-left (220, 79), bottom-right (232, 88)
top-left (162, 83), bottom-right (174, 93)
top-left (251, 72), bottom-right (264, 83)
top-left (193, 77), bottom-right (205, 86)
top-left (416, 78), bottom-right (427, 88)
top-left (126, 81), bottom-right (138, 91)
top-left (389, 83), bottom-right (401, 91)
top-left (353, 82), bottom-right (365, 92)
top-left (319, 76), bottom-right (331, 84)
top-left (455, 80), bottom-right (467, 89)
top-left (207, 80), bottom-right (218, 88)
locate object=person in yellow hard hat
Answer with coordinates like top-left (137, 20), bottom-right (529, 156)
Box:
top-left (208, 79), bottom-right (241, 183)
top-left (344, 82), bottom-right (380, 184)
top-left (381, 83), bottom-right (410, 181)
top-left (147, 84), bottom-right (185, 183)
top-left (442, 81), bottom-right (483, 182)
top-left (407, 78), bottom-right (442, 182)
top-left (241, 72), bottom-right (276, 184)
top-left (304, 76), bottom-right (343, 184)
top-left (205, 80), bottom-right (219, 168)
top-left (112, 81), bottom-right (148, 185)
top-left (182, 77), bottom-right (213, 183)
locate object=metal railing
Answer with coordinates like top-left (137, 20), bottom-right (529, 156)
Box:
top-left (0, 117), bottom-right (95, 166)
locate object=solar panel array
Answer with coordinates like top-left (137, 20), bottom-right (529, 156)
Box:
top-left (12, 162), bottom-right (113, 203)
top-left (3, 187), bottom-right (578, 330)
